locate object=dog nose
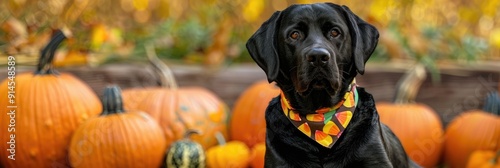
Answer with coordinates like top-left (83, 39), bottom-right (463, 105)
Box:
top-left (306, 48), bottom-right (330, 66)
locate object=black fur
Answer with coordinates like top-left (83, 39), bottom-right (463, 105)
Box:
top-left (246, 3), bottom-right (420, 167)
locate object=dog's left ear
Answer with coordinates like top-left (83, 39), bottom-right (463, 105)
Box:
top-left (246, 11), bottom-right (282, 83)
top-left (339, 5), bottom-right (379, 75)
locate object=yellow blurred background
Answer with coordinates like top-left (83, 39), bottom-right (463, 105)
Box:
top-left (0, 0), bottom-right (499, 67)
top-left (0, 1), bottom-right (499, 168)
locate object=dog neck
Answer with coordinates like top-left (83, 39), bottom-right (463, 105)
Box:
top-left (278, 77), bottom-right (356, 115)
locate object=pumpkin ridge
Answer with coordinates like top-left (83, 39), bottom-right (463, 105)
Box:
top-left (32, 77), bottom-right (44, 166)
top-left (64, 76), bottom-right (82, 128)
top-left (108, 117), bottom-right (122, 167)
top-left (136, 113), bottom-right (162, 167)
top-left (123, 113), bottom-right (150, 166)
top-left (105, 115), bottom-right (120, 167)
top-left (96, 119), bottom-right (107, 167)
top-left (122, 116), bottom-right (140, 166)
top-left (130, 114), bottom-right (152, 166)
top-left (57, 75), bottom-right (78, 130)
top-left (45, 77), bottom-right (63, 164)
top-left (113, 115), bottom-right (130, 167)
top-left (47, 77), bottom-right (68, 164)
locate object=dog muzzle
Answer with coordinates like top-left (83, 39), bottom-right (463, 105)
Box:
top-left (280, 80), bottom-right (359, 148)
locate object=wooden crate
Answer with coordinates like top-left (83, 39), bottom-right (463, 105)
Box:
top-left (1, 61), bottom-right (499, 126)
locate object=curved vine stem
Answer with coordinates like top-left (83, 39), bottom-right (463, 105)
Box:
top-left (393, 63), bottom-right (426, 104)
top-left (214, 131), bottom-right (226, 146)
top-left (145, 44), bottom-right (178, 89)
top-left (144, 44), bottom-right (191, 131)
top-left (183, 130), bottom-right (202, 140)
top-left (36, 30), bottom-right (67, 75)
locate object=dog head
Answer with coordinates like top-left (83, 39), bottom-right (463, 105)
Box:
top-left (246, 3), bottom-right (379, 112)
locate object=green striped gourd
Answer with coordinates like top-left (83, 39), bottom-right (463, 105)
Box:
top-left (166, 130), bottom-right (206, 168)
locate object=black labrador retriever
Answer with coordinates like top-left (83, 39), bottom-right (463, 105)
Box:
top-left (246, 3), bottom-right (420, 168)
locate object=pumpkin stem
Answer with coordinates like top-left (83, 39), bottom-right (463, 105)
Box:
top-left (214, 132), bottom-right (226, 146)
top-left (490, 150), bottom-right (500, 165)
top-left (101, 85), bottom-right (125, 115)
top-left (36, 30), bottom-right (67, 75)
top-left (183, 129), bottom-right (202, 139)
top-left (393, 64), bottom-right (426, 104)
top-left (483, 92), bottom-right (500, 116)
top-left (145, 44), bottom-right (178, 89)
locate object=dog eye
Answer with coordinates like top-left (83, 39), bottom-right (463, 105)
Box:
top-left (330, 29), bottom-right (340, 37)
top-left (290, 31), bottom-right (300, 40)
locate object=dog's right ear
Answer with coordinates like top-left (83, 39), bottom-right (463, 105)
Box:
top-left (246, 11), bottom-right (282, 83)
top-left (339, 5), bottom-right (379, 75)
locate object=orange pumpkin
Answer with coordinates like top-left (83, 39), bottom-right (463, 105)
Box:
top-left (445, 92), bottom-right (500, 168)
top-left (376, 65), bottom-right (444, 168)
top-left (250, 143), bottom-right (266, 168)
top-left (466, 150), bottom-right (500, 168)
top-left (176, 87), bottom-right (229, 148)
top-left (122, 45), bottom-right (229, 149)
top-left (206, 132), bottom-right (250, 168)
top-left (230, 80), bottom-right (280, 147)
top-left (122, 87), bottom-right (181, 146)
top-left (69, 86), bottom-right (166, 168)
top-left (0, 30), bottom-right (102, 167)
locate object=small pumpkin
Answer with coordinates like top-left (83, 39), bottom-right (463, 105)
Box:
top-left (376, 64), bottom-right (444, 168)
top-left (69, 86), bottom-right (166, 168)
top-left (230, 80), bottom-right (280, 148)
top-left (466, 150), bottom-right (500, 168)
top-left (445, 92), bottom-right (500, 168)
top-left (206, 132), bottom-right (250, 168)
top-left (249, 143), bottom-right (266, 168)
top-left (166, 130), bottom-right (206, 168)
top-left (0, 30), bottom-right (102, 168)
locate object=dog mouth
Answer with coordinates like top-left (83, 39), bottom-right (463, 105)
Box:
top-left (311, 79), bottom-right (329, 89)
top-left (297, 77), bottom-right (338, 96)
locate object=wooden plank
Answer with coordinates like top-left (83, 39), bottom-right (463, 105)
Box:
top-left (0, 62), bottom-right (498, 126)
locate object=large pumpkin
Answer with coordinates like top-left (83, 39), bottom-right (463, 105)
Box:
top-left (444, 91), bottom-right (500, 168)
top-left (376, 64), bottom-right (444, 168)
top-left (69, 86), bottom-right (166, 168)
top-left (122, 45), bottom-right (229, 149)
top-left (175, 87), bottom-right (229, 149)
top-left (0, 30), bottom-right (101, 167)
top-left (230, 80), bottom-right (280, 147)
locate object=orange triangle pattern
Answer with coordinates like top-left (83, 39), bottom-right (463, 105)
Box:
top-left (280, 80), bottom-right (358, 148)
